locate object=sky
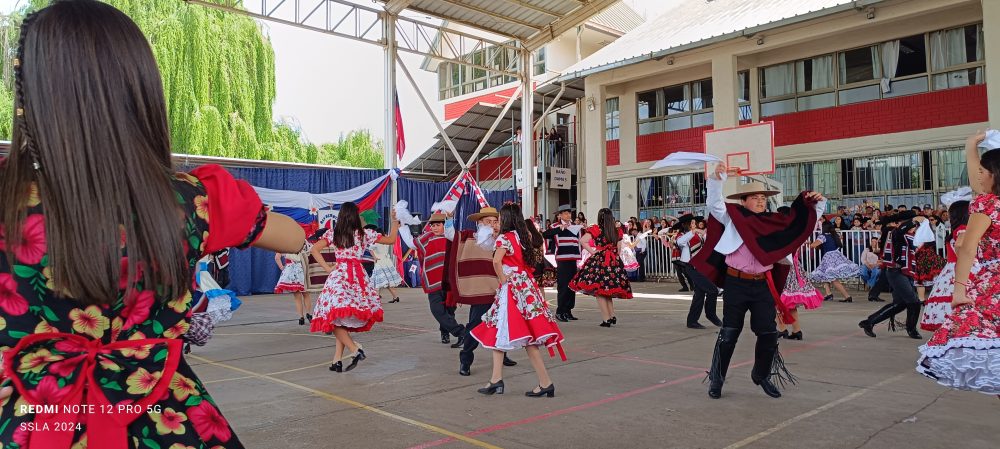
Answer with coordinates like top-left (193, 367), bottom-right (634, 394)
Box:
top-left (0, 0), bottom-right (683, 167)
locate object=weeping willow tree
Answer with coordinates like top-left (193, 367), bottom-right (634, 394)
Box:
top-left (0, 0), bottom-right (384, 169)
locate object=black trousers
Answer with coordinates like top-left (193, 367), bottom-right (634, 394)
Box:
top-left (868, 268), bottom-right (893, 300)
top-left (556, 260), bottom-right (578, 315)
top-left (459, 303), bottom-right (492, 366)
top-left (685, 265), bottom-right (720, 325)
top-left (887, 269), bottom-right (920, 305)
top-left (673, 260), bottom-right (692, 290)
top-left (636, 250), bottom-right (647, 282)
top-left (428, 291), bottom-right (462, 336)
top-left (721, 276), bottom-right (778, 335)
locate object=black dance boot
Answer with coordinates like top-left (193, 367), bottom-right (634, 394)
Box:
top-left (858, 303), bottom-right (905, 338)
top-left (707, 327), bottom-right (740, 399)
top-left (905, 304), bottom-right (923, 340)
top-left (751, 332), bottom-right (792, 398)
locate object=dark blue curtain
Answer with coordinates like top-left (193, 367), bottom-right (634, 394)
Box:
top-left (181, 164), bottom-right (515, 295)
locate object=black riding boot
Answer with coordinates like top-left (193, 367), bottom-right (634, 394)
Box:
top-left (707, 327), bottom-right (740, 399)
top-left (751, 332), bottom-right (789, 398)
top-left (905, 303), bottom-right (923, 339)
top-left (858, 302), bottom-right (906, 337)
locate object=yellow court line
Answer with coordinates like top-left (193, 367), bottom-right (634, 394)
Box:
top-left (188, 354), bottom-right (502, 449)
top-left (203, 361), bottom-right (333, 385)
top-left (723, 373), bottom-right (909, 449)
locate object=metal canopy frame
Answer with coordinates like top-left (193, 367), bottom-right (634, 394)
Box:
top-left (184, 0), bottom-right (616, 217)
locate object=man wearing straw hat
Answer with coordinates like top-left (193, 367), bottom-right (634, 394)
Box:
top-left (543, 204), bottom-right (583, 322)
top-left (415, 213), bottom-right (465, 347)
top-left (450, 206), bottom-right (518, 376)
top-left (692, 163), bottom-right (826, 400)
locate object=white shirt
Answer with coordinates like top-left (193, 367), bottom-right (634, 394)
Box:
top-left (676, 231), bottom-right (695, 262)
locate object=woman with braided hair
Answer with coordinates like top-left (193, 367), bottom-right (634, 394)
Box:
top-left (0, 2), bottom-right (305, 448)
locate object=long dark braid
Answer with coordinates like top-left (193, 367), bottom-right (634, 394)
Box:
top-left (13, 11), bottom-right (41, 171)
top-left (1, 11), bottom-right (41, 263)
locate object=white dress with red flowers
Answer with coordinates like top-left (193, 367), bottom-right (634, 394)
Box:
top-left (917, 194), bottom-right (1000, 394)
top-left (920, 227), bottom-right (978, 331)
top-left (471, 232), bottom-right (565, 352)
top-left (310, 228), bottom-right (384, 333)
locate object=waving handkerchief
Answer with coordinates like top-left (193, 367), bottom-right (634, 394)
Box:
top-left (394, 200), bottom-right (422, 225)
top-left (650, 152), bottom-right (723, 170)
top-left (978, 129), bottom-right (1000, 151)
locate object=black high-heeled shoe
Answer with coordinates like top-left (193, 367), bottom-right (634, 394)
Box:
top-left (839, 296), bottom-right (853, 303)
top-left (388, 297), bottom-right (400, 303)
top-left (789, 331), bottom-right (803, 340)
top-left (599, 321), bottom-right (611, 327)
top-left (298, 317), bottom-right (306, 326)
top-left (329, 361), bottom-right (343, 372)
top-left (477, 379), bottom-right (504, 395)
top-left (525, 384), bottom-right (555, 398)
top-left (609, 316), bottom-right (618, 325)
top-left (344, 349), bottom-right (366, 372)
top-left (778, 330), bottom-right (790, 339)
top-left (306, 313), bottom-right (313, 321)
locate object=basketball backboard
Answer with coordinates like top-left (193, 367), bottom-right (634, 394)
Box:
top-left (704, 122), bottom-right (775, 176)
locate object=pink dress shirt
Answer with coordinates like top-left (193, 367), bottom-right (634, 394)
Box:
top-left (725, 244), bottom-right (773, 274)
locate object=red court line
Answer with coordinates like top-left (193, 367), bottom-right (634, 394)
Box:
top-left (578, 350), bottom-right (707, 372)
top-left (406, 331), bottom-right (860, 449)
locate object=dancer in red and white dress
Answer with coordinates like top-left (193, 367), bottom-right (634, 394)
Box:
top-left (920, 198), bottom-right (970, 331)
top-left (310, 202), bottom-right (399, 372)
top-left (274, 241), bottom-right (312, 325)
top-left (917, 132), bottom-right (1000, 395)
top-left (471, 204), bottom-right (565, 397)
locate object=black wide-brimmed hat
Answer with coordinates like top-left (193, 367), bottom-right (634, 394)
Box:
top-left (879, 210), bottom-right (917, 225)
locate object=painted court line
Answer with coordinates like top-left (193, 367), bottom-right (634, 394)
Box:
top-left (723, 373), bottom-right (909, 449)
top-left (188, 355), bottom-right (502, 449)
top-left (407, 331), bottom-right (860, 449)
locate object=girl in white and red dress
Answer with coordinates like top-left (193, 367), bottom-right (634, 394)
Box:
top-left (274, 241), bottom-right (312, 325)
top-left (570, 208), bottom-right (633, 327)
top-left (471, 204), bottom-right (564, 397)
top-left (917, 132), bottom-right (1000, 396)
top-left (310, 202), bottom-right (399, 372)
top-left (920, 199), bottom-right (970, 331)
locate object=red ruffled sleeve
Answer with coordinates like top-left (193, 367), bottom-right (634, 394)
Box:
top-left (587, 225), bottom-right (602, 238)
top-left (190, 164), bottom-right (267, 254)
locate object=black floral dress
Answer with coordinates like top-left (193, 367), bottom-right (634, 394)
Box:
top-left (0, 165), bottom-right (264, 449)
top-left (569, 225), bottom-right (633, 299)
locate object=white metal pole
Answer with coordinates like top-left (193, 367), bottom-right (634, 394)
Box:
top-left (384, 12), bottom-right (398, 208)
top-left (520, 47), bottom-right (534, 219)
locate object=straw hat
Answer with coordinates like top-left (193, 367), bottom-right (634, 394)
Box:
top-left (428, 213), bottom-right (448, 223)
top-left (726, 181), bottom-right (781, 200)
top-left (467, 206), bottom-right (499, 222)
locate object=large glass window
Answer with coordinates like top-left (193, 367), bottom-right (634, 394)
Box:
top-left (738, 71), bottom-right (752, 120)
top-left (637, 79), bottom-right (713, 135)
top-left (839, 46), bottom-right (880, 85)
top-left (854, 153), bottom-right (922, 192)
top-left (605, 97), bottom-right (620, 141)
top-left (533, 47), bottom-right (546, 76)
top-left (608, 180), bottom-right (621, 217)
top-left (759, 24), bottom-right (983, 116)
top-left (638, 173), bottom-right (705, 217)
top-left (935, 148), bottom-right (968, 188)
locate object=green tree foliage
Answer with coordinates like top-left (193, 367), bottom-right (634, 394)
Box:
top-left (0, 0), bottom-right (385, 169)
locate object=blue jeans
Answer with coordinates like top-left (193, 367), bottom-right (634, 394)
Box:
top-left (860, 265), bottom-right (880, 288)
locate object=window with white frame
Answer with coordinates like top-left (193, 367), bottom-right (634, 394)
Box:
top-left (605, 98), bottom-right (620, 141)
top-left (534, 47), bottom-right (546, 76)
top-left (438, 45), bottom-right (519, 100)
top-left (759, 23), bottom-right (983, 116)
top-left (637, 173), bottom-right (706, 217)
top-left (636, 79), bottom-right (714, 136)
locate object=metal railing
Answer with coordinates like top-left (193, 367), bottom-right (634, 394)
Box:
top-left (639, 229), bottom-right (886, 288)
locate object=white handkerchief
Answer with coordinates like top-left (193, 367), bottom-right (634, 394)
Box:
top-left (394, 201), bottom-right (422, 226)
top-left (430, 199), bottom-right (458, 214)
top-left (913, 219), bottom-right (935, 247)
top-left (979, 129), bottom-right (1000, 151)
top-left (650, 152), bottom-right (723, 170)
